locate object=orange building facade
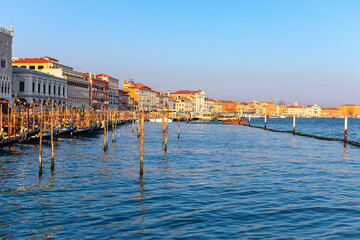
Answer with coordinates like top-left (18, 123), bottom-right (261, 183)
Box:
top-left (339, 104), bottom-right (360, 116)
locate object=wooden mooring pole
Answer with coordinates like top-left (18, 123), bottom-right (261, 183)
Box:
top-left (164, 109), bottom-right (169, 152)
top-left (140, 105), bottom-right (144, 175)
top-left (162, 111), bottom-right (165, 146)
top-left (39, 99), bottom-right (43, 176)
top-left (178, 112), bottom-right (180, 139)
top-left (344, 116), bottom-right (348, 143)
top-left (51, 102), bottom-right (55, 171)
top-left (293, 115), bottom-right (296, 134)
top-left (264, 114), bottom-right (267, 129)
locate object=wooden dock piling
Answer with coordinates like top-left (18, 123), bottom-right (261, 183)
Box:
top-left (264, 114), bottom-right (267, 129)
top-left (344, 116), bottom-right (348, 143)
top-left (164, 109), bottom-right (169, 152)
top-left (39, 99), bottom-right (43, 176)
top-left (178, 112), bottom-right (180, 139)
top-left (140, 106), bottom-right (144, 175)
top-left (293, 115), bottom-right (296, 134)
top-left (51, 102), bottom-right (55, 171)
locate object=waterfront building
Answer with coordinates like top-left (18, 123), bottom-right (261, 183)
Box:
top-left (12, 56), bottom-right (90, 108)
top-left (261, 102), bottom-right (277, 115)
top-left (306, 104), bottom-right (321, 117)
top-left (170, 89), bottom-right (206, 114)
top-left (240, 102), bottom-right (257, 114)
top-left (339, 104), bottom-right (360, 116)
top-left (321, 107), bottom-right (341, 118)
top-left (284, 105), bottom-right (307, 117)
top-left (97, 74), bottom-right (119, 109)
top-left (83, 73), bottom-right (109, 109)
top-left (156, 92), bottom-right (175, 111)
top-left (118, 89), bottom-right (130, 110)
top-left (0, 25), bottom-right (13, 102)
top-left (12, 67), bottom-right (67, 105)
top-left (174, 97), bottom-right (193, 113)
top-left (213, 100), bottom-right (222, 113)
top-left (123, 79), bottom-right (156, 110)
top-left (216, 99), bottom-right (237, 113)
top-left (204, 98), bottom-right (215, 112)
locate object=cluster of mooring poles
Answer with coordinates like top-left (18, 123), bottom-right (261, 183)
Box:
top-left (136, 106), bottom-right (181, 176)
top-left (0, 101), bottom-right (134, 176)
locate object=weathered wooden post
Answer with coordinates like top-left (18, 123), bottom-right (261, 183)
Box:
top-left (293, 115), bottom-right (296, 134)
top-left (164, 109), bottom-right (169, 152)
top-left (26, 106), bottom-right (29, 132)
top-left (248, 115), bottom-right (251, 126)
top-left (344, 116), bottom-right (348, 143)
top-left (39, 99), bottom-right (43, 176)
top-left (32, 103), bottom-right (35, 130)
top-left (178, 112), bottom-right (180, 139)
top-left (140, 105), bottom-right (144, 175)
top-left (7, 103), bottom-right (11, 137)
top-left (264, 114), bottom-right (267, 129)
top-left (162, 111), bottom-right (165, 146)
top-left (137, 111), bottom-right (141, 138)
top-left (51, 102), bottom-right (55, 171)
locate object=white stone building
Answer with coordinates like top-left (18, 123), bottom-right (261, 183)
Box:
top-left (12, 56), bottom-right (90, 108)
top-left (12, 67), bottom-right (68, 105)
top-left (0, 25), bottom-right (13, 102)
top-left (307, 104), bottom-right (322, 117)
top-left (170, 89), bottom-right (206, 114)
top-left (41, 68), bottom-right (89, 108)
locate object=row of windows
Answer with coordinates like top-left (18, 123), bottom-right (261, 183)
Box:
top-left (28, 81), bottom-right (66, 96)
top-left (68, 81), bottom-right (88, 89)
top-left (20, 65), bottom-right (44, 70)
top-left (1, 86), bottom-right (10, 94)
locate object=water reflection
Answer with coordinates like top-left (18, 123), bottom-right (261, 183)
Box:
top-left (135, 175), bottom-right (147, 234)
top-left (343, 144), bottom-right (349, 160)
top-left (29, 175), bottom-right (57, 238)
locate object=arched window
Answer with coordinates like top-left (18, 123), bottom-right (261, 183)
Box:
top-left (1, 54), bottom-right (6, 68)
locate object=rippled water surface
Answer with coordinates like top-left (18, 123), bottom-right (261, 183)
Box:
top-left (1, 120), bottom-right (360, 239)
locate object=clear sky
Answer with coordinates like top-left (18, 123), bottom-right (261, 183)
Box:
top-left (1, 0), bottom-right (360, 106)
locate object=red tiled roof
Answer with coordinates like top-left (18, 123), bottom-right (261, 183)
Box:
top-left (321, 107), bottom-right (339, 110)
top-left (13, 56), bottom-right (63, 65)
top-left (171, 90), bottom-right (201, 95)
top-left (285, 106), bottom-right (305, 109)
top-left (44, 56), bottom-right (58, 61)
top-left (96, 73), bottom-right (118, 80)
top-left (13, 58), bottom-right (51, 64)
top-left (124, 81), bottom-right (155, 92)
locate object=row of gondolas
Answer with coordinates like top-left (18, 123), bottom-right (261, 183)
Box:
top-left (0, 119), bottom-right (130, 149)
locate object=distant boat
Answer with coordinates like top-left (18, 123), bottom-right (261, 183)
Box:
top-left (222, 120), bottom-right (248, 125)
top-left (217, 114), bottom-right (238, 121)
top-left (194, 112), bottom-right (214, 121)
top-left (279, 115), bottom-right (286, 118)
top-left (149, 118), bottom-right (173, 123)
top-left (246, 114), bottom-right (260, 118)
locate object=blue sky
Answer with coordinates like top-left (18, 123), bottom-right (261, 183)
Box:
top-left (1, 0), bottom-right (360, 106)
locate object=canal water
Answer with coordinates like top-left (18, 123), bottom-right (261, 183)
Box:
top-left (0, 120), bottom-right (359, 239)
